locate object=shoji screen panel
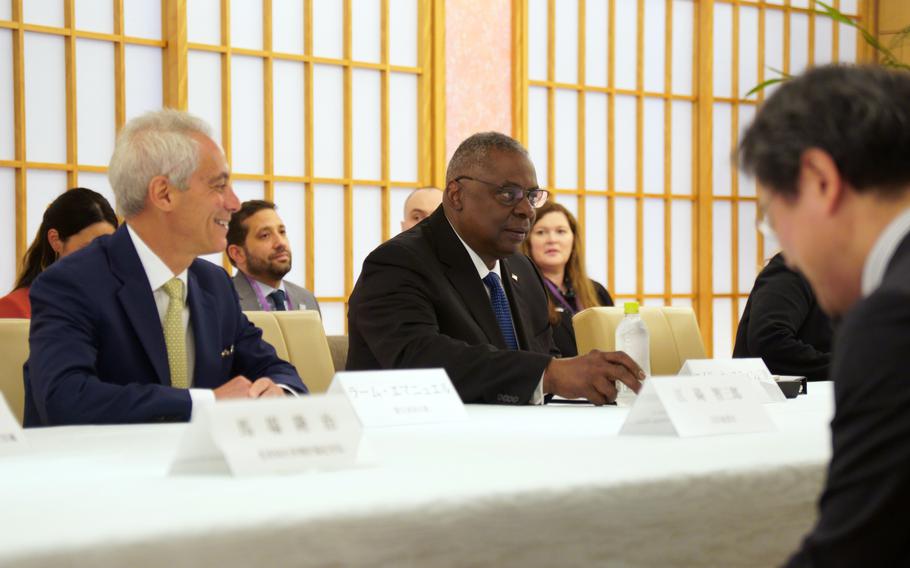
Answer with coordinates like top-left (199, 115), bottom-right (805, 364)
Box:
top-left (520, 0), bottom-right (698, 310)
top-left (0, 0), bottom-right (163, 295)
top-left (185, 0), bottom-right (431, 335)
top-left (710, 0), bottom-right (860, 356)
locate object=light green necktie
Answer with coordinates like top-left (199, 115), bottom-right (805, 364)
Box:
top-left (162, 278), bottom-right (188, 389)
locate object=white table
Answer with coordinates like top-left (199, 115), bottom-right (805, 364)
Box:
top-left (1, 383), bottom-right (834, 568)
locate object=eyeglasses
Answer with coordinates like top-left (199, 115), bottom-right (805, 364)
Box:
top-left (454, 176), bottom-right (549, 208)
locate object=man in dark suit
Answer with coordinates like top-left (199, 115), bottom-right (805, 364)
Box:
top-left (226, 200), bottom-right (320, 314)
top-left (347, 132), bottom-right (644, 405)
top-left (738, 65), bottom-right (910, 565)
top-left (25, 109), bottom-right (307, 427)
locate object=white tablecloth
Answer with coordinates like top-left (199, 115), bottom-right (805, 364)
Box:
top-left (1, 383), bottom-right (834, 568)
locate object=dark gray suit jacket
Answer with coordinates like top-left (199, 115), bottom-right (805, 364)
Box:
top-left (232, 273), bottom-right (320, 314)
top-left (346, 208), bottom-right (557, 405)
top-left (787, 231), bottom-right (910, 566)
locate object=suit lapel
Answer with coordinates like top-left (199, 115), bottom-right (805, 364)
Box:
top-left (501, 258), bottom-right (534, 350)
top-left (110, 227), bottom-right (170, 385)
top-left (188, 267), bottom-right (220, 388)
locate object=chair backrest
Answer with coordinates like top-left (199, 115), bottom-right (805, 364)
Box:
top-left (0, 319), bottom-right (30, 425)
top-left (270, 311), bottom-right (336, 394)
top-left (573, 306), bottom-right (707, 375)
top-left (326, 335), bottom-right (348, 373)
top-left (244, 311), bottom-right (290, 361)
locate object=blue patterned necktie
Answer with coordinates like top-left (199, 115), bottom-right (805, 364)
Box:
top-left (269, 289), bottom-right (288, 311)
top-left (482, 272), bottom-right (519, 350)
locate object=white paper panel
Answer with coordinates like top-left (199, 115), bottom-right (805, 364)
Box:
top-left (642, 297), bottom-right (665, 307)
top-left (353, 186), bottom-right (382, 284)
top-left (528, 87), bottom-right (549, 187)
top-left (124, 0), bottom-right (162, 40)
top-left (790, 13), bottom-right (809, 76)
top-left (198, 252), bottom-right (224, 267)
top-left (188, 51), bottom-right (223, 146)
top-left (738, 201), bottom-right (758, 295)
top-left (671, 0), bottom-right (694, 95)
top-left (671, 297), bottom-right (691, 308)
top-left (0, 169), bottom-right (15, 295)
top-left (712, 200), bottom-right (732, 293)
top-left (233, 180), bottom-right (264, 203)
top-left (272, 0), bottom-right (305, 54)
top-left (0, 30), bottom-right (14, 160)
top-left (312, 65), bottom-right (344, 179)
top-left (24, 0), bottom-right (64, 27)
top-left (671, 101), bottom-right (692, 195)
top-left (273, 182), bottom-right (306, 286)
top-left (643, 0), bottom-right (665, 93)
top-left (712, 103), bottom-right (732, 196)
top-left (613, 197), bottom-right (637, 295)
top-left (352, 0), bottom-right (381, 63)
top-left (555, 193), bottom-right (578, 218)
top-left (0, 3), bottom-right (10, 19)
top-left (838, 24), bottom-right (857, 63)
top-left (713, 2), bottom-right (733, 99)
top-left (670, 199), bottom-right (692, 294)
top-left (614, 96), bottom-right (637, 191)
top-left (25, 34), bottom-right (66, 163)
top-left (313, 0), bottom-right (344, 59)
top-left (124, 45), bottom-right (163, 121)
top-left (765, 10), bottom-right (784, 86)
top-left (584, 92), bottom-right (608, 190)
top-left (75, 0), bottom-right (113, 33)
top-left (739, 6), bottom-right (759, 100)
top-left (352, 69), bottom-right (381, 181)
top-left (273, 60), bottom-right (306, 177)
top-left (389, 73), bottom-right (417, 182)
top-left (814, 16), bottom-right (833, 66)
top-left (585, 0), bottom-right (608, 87)
top-left (554, 89), bottom-right (578, 189)
top-left (26, 170), bottom-right (66, 243)
top-left (389, 186), bottom-right (411, 237)
top-left (230, 0), bottom-right (262, 49)
top-left (642, 198), bottom-right (664, 294)
top-left (763, 225), bottom-right (781, 261)
top-left (76, 40), bottom-right (115, 167)
top-left (615, 0), bottom-right (637, 90)
top-left (737, 105), bottom-right (757, 197)
top-left (231, 56), bottom-right (265, 174)
top-left (584, 194), bottom-right (608, 285)
top-left (713, 298), bottom-right (733, 358)
top-left (76, 172), bottom-right (115, 214)
top-left (389, 0), bottom-right (417, 67)
top-left (313, 184), bottom-right (345, 296)
top-left (840, 0), bottom-right (858, 15)
top-left (187, 0), bottom-right (221, 45)
top-left (320, 302), bottom-right (345, 336)
top-left (642, 98), bottom-right (664, 194)
top-left (554, 0), bottom-right (578, 84)
top-left (529, 0), bottom-right (548, 81)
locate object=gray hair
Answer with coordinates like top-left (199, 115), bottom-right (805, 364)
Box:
top-left (108, 108), bottom-right (213, 218)
top-left (445, 132), bottom-right (529, 184)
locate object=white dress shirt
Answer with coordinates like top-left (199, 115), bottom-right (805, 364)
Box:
top-left (249, 278), bottom-right (291, 311)
top-left (861, 205), bottom-right (910, 297)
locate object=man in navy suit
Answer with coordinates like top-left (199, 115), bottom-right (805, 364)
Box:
top-left (24, 109), bottom-right (307, 426)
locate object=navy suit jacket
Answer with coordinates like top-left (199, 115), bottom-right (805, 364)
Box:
top-left (24, 226), bottom-right (307, 427)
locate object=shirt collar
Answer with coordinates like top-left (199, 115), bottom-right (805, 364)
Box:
top-left (445, 215), bottom-right (502, 280)
top-left (126, 224), bottom-right (189, 302)
top-left (861, 205), bottom-right (910, 296)
top-left (242, 273), bottom-right (286, 296)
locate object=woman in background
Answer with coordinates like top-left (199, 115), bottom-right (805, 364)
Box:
top-left (0, 187), bottom-right (118, 318)
top-left (522, 201), bottom-right (613, 357)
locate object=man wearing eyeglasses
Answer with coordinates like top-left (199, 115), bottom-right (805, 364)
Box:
top-left (346, 131), bottom-right (645, 405)
top-left (739, 65), bottom-right (910, 566)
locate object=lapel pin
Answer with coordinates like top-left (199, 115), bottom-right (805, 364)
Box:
top-left (221, 345), bottom-right (234, 358)
top-left (511, 274), bottom-right (519, 282)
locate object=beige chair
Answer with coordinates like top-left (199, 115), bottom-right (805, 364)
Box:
top-left (244, 311), bottom-right (290, 362)
top-left (326, 335), bottom-right (348, 373)
top-left (573, 306), bottom-right (707, 375)
top-left (0, 319), bottom-right (30, 425)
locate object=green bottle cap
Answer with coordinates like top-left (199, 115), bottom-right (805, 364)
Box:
top-left (624, 301), bottom-right (639, 315)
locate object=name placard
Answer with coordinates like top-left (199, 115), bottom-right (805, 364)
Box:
top-left (678, 358), bottom-right (786, 403)
top-left (170, 395), bottom-right (362, 476)
top-left (328, 368), bottom-right (468, 428)
top-left (0, 394), bottom-right (26, 454)
top-left (620, 375), bottom-right (775, 437)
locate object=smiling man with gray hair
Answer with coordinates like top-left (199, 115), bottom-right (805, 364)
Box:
top-left (24, 108), bottom-right (307, 426)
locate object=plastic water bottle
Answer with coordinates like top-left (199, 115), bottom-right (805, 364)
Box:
top-left (614, 301), bottom-right (650, 406)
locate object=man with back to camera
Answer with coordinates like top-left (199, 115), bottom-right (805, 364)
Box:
top-left (226, 199), bottom-right (320, 314)
top-left (738, 64), bottom-right (910, 565)
top-left (347, 131), bottom-right (645, 405)
top-left (400, 186), bottom-right (443, 232)
top-left (24, 109), bottom-right (307, 426)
